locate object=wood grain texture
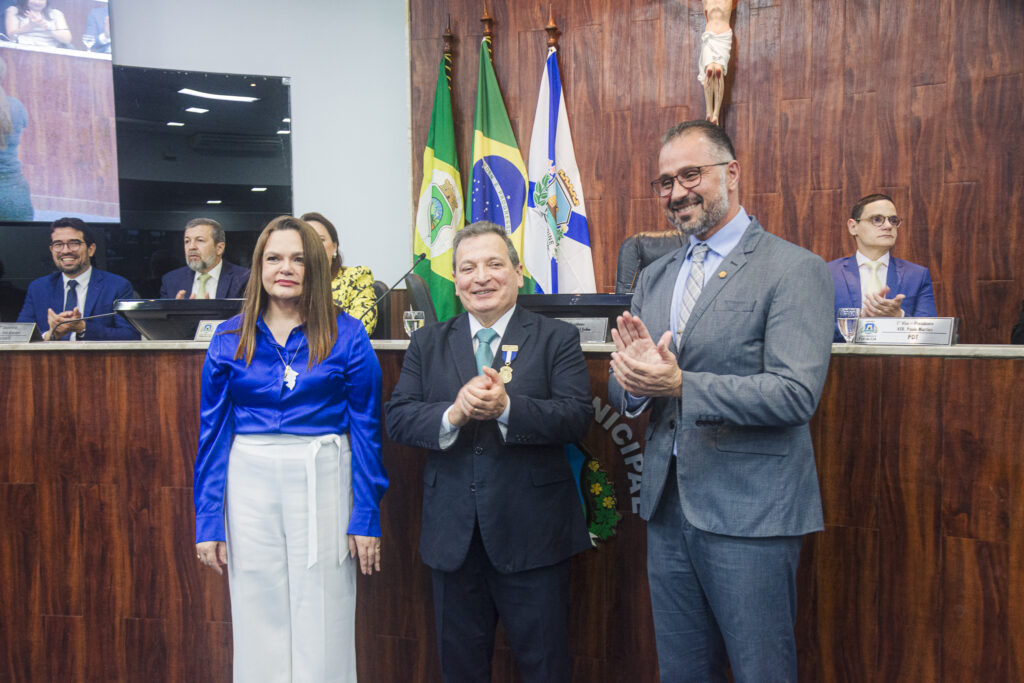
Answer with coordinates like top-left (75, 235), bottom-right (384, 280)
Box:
top-left (4, 346), bottom-right (1024, 681)
top-left (407, 0), bottom-right (1024, 344)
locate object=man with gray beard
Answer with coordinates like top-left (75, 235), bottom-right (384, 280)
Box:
top-left (608, 120), bottom-right (834, 682)
top-left (160, 218), bottom-right (249, 299)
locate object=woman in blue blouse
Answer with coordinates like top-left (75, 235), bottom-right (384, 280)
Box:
top-left (194, 215), bottom-right (387, 682)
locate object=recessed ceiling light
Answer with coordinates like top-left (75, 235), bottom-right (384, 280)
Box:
top-left (250, 187), bottom-right (268, 192)
top-left (166, 121), bottom-right (185, 127)
top-left (276, 130), bottom-right (290, 135)
top-left (178, 88), bottom-right (258, 103)
top-left (206, 200), bottom-right (222, 204)
top-left (185, 107), bottom-right (209, 114)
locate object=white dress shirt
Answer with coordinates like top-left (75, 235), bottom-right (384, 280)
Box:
top-left (190, 259), bottom-right (223, 298)
top-left (439, 305), bottom-right (516, 449)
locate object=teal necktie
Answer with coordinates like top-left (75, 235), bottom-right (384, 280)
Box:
top-left (475, 327), bottom-right (498, 374)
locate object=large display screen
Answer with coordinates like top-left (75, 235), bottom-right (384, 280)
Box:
top-left (0, 0), bottom-right (117, 223)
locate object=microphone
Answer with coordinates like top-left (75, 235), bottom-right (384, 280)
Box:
top-left (358, 253), bottom-right (427, 322)
top-left (49, 311), bottom-right (118, 340)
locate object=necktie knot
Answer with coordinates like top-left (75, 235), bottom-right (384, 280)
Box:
top-left (474, 328), bottom-right (498, 374)
top-left (691, 243), bottom-right (709, 264)
top-left (67, 280), bottom-right (78, 290)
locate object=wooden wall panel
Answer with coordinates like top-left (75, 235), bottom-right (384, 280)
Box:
top-left (408, 0), bottom-right (1024, 344)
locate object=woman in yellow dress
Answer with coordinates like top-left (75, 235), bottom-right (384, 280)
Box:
top-left (301, 211), bottom-right (377, 335)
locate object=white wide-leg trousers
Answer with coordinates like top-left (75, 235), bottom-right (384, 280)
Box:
top-left (226, 433), bottom-right (356, 683)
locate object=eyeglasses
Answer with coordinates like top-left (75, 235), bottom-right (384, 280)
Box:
top-left (50, 239), bottom-right (87, 251)
top-left (650, 161), bottom-right (731, 197)
top-left (857, 214), bottom-right (902, 228)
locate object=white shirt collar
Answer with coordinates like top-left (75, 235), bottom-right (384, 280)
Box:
top-left (63, 265), bottom-right (92, 289)
top-left (197, 259), bottom-right (224, 282)
top-left (468, 304), bottom-right (516, 343)
top-left (855, 251), bottom-right (891, 268)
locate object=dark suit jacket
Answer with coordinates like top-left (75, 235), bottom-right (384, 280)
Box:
top-left (828, 254), bottom-right (937, 342)
top-left (385, 306), bottom-right (593, 574)
top-left (159, 260), bottom-right (249, 299)
top-left (17, 269), bottom-right (140, 340)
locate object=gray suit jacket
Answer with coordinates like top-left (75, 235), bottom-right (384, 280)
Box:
top-left (609, 217), bottom-right (834, 537)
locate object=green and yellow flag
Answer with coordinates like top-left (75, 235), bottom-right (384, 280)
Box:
top-left (414, 52), bottom-right (464, 321)
top-left (466, 37), bottom-right (535, 294)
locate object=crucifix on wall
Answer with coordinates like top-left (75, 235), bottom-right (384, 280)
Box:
top-left (698, 0), bottom-right (736, 126)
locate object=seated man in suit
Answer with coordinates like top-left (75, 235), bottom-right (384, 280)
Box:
top-left (385, 221), bottom-right (593, 682)
top-left (159, 218), bottom-right (249, 299)
top-left (828, 193), bottom-right (936, 340)
top-left (17, 217), bottom-right (139, 340)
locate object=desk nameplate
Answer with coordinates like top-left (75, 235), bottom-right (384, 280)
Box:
top-left (0, 323), bottom-right (41, 343)
top-left (556, 317), bottom-right (609, 343)
top-left (856, 317), bottom-right (956, 345)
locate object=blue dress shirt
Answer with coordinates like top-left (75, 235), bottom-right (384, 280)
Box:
top-left (194, 312), bottom-right (387, 543)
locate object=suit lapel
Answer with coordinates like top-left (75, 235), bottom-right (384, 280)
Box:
top-left (446, 313), bottom-right (479, 387)
top-left (647, 249), bottom-right (684, 356)
top-left (841, 255), bottom-right (861, 307)
top-left (496, 306), bottom-right (533, 377)
top-left (216, 267), bottom-right (228, 298)
top-left (676, 220), bottom-right (759, 349)
top-left (83, 270), bottom-right (100, 317)
top-left (49, 273), bottom-right (64, 312)
top-left (888, 256), bottom-right (902, 292)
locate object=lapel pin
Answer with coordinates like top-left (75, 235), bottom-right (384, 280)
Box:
top-left (718, 270), bottom-right (727, 278)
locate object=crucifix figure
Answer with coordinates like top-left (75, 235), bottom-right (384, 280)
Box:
top-left (698, 0), bottom-right (736, 126)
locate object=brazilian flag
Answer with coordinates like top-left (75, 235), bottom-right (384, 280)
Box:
top-left (414, 52), bottom-right (464, 321)
top-left (466, 37), bottom-right (535, 294)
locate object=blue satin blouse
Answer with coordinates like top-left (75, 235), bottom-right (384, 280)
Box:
top-left (194, 312), bottom-right (387, 543)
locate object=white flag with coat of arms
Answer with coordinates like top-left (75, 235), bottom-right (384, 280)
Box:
top-left (524, 46), bottom-right (596, 294)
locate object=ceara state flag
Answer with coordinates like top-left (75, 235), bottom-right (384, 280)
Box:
top-left (414, 52), bottom-right (464, 321)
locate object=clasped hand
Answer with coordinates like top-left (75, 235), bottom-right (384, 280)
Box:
top-left (861, 286), bottom-right (905, 317)
top-left (610, 312), bottom-right (682, 398)
top-left (46, 307), bottom-right (84, 340)
top-left (449, 367), bottom-right (508, 427)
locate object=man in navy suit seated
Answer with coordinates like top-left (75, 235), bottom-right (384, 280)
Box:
top-left (828, 193), bottom-right (937, 340)
top-left (159, 218), bottom-right (249, 299)
top-left (17, 218), bottom-right (139, 341)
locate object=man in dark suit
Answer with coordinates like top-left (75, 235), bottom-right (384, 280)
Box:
top-left (159, 218), bottom-right (249, 299)
top-left (385, 221), bottom-right (593, 682)
top-left (828, 193), bottom-right (937, 340)
top-left (17, 218), bottom-right (139, 340)
top-left (608, 120), bottom-right (834, 681)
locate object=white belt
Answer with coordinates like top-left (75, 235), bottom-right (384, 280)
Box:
top-left (305, 434), bottom-right (343, 569)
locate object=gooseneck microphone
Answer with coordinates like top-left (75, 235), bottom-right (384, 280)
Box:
top-left (48, 311), bottom-right (118, 339)
top-left (358, 253), bottom-right (427, 322)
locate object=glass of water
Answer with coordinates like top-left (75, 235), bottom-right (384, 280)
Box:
top-left (403, 310), bottom-right (425, 337)
top-left (836, 307), bottom-right (860, 343)
top-left (82, 35), bottom-right (95, 51)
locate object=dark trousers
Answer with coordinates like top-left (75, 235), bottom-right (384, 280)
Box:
top-left (431, 526), bottom-right (571, 683)
top-left (646, 461), bottom-right (805, 683)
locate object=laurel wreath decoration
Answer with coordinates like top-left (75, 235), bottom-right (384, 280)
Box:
top-left (583, 458), bottom-right (622, 542)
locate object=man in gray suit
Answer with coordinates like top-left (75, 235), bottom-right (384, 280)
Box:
top-left (609, 120), bottom-right (834, 682)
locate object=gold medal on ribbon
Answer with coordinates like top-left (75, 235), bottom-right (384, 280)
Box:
top-left (499, 365), bottom-right (513, 383)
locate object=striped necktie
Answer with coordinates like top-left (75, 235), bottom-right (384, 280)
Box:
top-left (676, 243), bottom-right (709, 337)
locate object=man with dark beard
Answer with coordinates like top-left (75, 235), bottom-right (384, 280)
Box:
top-left (608, 120), bottom-right (834, 682)
top-left (17, 217), bottom-right (139, 340)
top-left (160, 218), bottom-right (249, 299)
